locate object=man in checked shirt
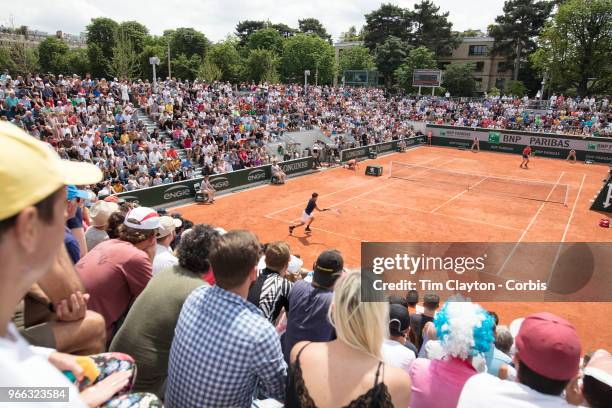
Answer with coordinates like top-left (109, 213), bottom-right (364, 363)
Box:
top-left (166, 230), bottom-right (287, 407)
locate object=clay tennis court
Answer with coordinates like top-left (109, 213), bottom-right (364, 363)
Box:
top-left (174, 146), bottom-right (611, 351)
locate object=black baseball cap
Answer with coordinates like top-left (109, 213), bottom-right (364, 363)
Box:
top-left (312, 249), bottom-right (343, 288)
top-left (389, 304), bottom-right (410, 337)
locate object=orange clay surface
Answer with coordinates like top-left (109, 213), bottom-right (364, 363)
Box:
top-left (174, 146), bottom-right (611, 351)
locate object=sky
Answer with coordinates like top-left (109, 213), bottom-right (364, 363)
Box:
top-left (2, 0), bottom-right (507, 42)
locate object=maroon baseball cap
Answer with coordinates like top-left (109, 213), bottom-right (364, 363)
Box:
top-left (515, 312), bottom-right (581, 381)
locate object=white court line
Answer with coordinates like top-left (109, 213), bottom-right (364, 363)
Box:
top-left (357, 197), bottom-right (524, 232)
top-left (496, 171), bottom-right (566, 276)
top-left (265, 214), bottom-right (363, 242)
top-left (546, 173), bottom-right (586, 285)
top-left (320, 157), bottom-right (464, 212)
top-left (265, 155), bottom-right (444, 217)
top-left (429, 175), bottom-right (490, 214)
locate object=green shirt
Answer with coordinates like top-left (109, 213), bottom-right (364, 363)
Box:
top-left (109, 265), bottom-right (207, 396)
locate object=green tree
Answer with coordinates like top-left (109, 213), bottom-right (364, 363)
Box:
top-left (0, 45), bottom-right (39, 76)
top-left (38, 37), bottom-right (69, 73)
top-left (0, 47), bottom-right (12, 72)
top-left (86, 17), bottom-right (119, 77)
top-left (504, 80), bottom-right (528, 96)
top-left (443, 63), bottom-right (478, 96)
top-left (167, 28), bottom-right (209, 58)
top-left (198, 56), bottom-right (223, 82)
top-left (489, 0), bottom-right (554, 80)
top-left (65, 48), bottom-right (90, 76)
top-left (87, 44), bottom-right (106, 78)
top-left (460, 29), bottom-right (485, 37)
top-left (235, 20), bottom-right (266, 45)
top-left (207, 39), bottom-right (242, 82)
top-left (172, 54), bottom-right (202, 80)
top-left (247, 28), bottom-right (284, 54)
top-left (363, 4), bottom-right (411, 51)
top-left (374, 36), bottom-right (410, 88)
top-left (298, 18), bottom-right (332, 43)
top-left (531, 0), bottom-right (611, 96)
top-left (410, 0), bottom-right (459, 56)
top-left (108, 28), bottom-right (139, 79)
top-left (280, 34), bottom-right (335, 84)
top-left (270, 23), bottom-right (297, 39)
top-left (118, 21), bottom-right (149, 54)
top-left (488, 86), bottom-right (501, 96)
top-left (86, 18), bottom-right (118, 59)
top-left (340, 26), bottom-right (363, 42)
top-left (338, 45), bottom-right (375, 72)
top-left (244, 48), bottom-right (279, 83)
top-left (394, 46), bottom-right (437, 92)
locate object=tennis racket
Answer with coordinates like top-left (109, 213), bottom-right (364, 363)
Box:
top-left (323, 208), bottom-right (341, 215)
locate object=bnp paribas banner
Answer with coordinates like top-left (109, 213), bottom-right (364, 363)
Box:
top-left (117, 157), bottom-right (314, 207)
top-left (428, 125), bottom-right (612, 163)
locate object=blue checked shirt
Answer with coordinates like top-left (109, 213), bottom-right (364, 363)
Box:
top-left (165, 285), bottom-right (288, 408)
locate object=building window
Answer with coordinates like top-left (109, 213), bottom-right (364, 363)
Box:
top-left (475, 78), bottom-right (483, 89)
top-left (474, 62), bottom-right (484, 72)
top-left (495, 78), bottom-right (505, 89)
top-left (468, 45), bottom-right (487, 56)
top-left (497, 61), bottom-right (510, 72)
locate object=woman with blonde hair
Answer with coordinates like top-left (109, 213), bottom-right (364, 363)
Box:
top-left (286, 271), bottom-right (411, 407)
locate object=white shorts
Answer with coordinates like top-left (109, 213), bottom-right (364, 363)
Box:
top-left (301, 211), bottom-right (313, 223)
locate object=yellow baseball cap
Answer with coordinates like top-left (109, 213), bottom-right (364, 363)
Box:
top-left (0, 121), bottom-right (103, 220)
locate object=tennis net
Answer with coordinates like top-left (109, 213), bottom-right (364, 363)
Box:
top-left (389, 161), bottom-right (569, 205)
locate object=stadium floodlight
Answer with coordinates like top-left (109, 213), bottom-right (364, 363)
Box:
top-left (150, 57), bottom-right (160, 93)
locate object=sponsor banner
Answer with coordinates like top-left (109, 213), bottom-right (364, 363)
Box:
top-left (279, 156), bottom-right (315, 176)
top-left (590, 174), bottom-right (612, 213)
top-left (341, 146), bottom-right (369, 162)
top-left (428, 124), bottom-right (612, 163)
top-left (117, 178), bottom-right (199, 208)
top-left (361, 242), bottom-right (612, 302)
top-left (118, 164), bottom-right (273, 207)
top-left (340, 136), bottom-right (424, 162)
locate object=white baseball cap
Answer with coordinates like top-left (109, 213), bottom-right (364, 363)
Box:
top-left (124, 207), bottom-right (161, 230)
top-left (89, 201), bottom-right (119, 227)
top-left (157, 216), bottom-right (182, 238)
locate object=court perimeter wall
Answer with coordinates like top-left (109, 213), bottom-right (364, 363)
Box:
top-left (426, 124), bottom-right (612, 163)
top-left (117, 156), bottom-right (315, 207)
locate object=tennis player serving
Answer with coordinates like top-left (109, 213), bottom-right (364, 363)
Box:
top-left (289, 192), bottom-right (336, 235)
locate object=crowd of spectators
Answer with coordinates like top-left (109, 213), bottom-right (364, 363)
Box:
top-left (2, 71), bottom-right (610, 195)
top-left (2, 120), bottom-right (611, 407)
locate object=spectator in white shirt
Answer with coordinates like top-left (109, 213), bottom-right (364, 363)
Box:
top-left (381, 304), bottom-right (416, 372)
top-left (458, 312), bottom-right (581, 408)
top-left (148, 147), bottom-right (163, 165)
top-left (152, 216), bottom-right (181, 275)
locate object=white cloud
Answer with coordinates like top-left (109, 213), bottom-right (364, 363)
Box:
top-left (4, 0), bottom-right (506, 41)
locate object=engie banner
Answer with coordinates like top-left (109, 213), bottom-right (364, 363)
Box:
top-left (426, 124), bottom-right (612, 163)
top-left (117, 157), bottom-right (314, 207)
top-left (340, 136), bottom-right (426, 162)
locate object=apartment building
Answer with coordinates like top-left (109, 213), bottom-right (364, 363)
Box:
top-left (0, 27), bottom-right (86, 49)
top-left (437, 35), bottom-right (513, 92)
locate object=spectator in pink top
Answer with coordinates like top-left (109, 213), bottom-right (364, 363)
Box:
top-left (76, 206), bottom-right (160, 343)
top-left (408, 301), bottom-right (495, 408)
